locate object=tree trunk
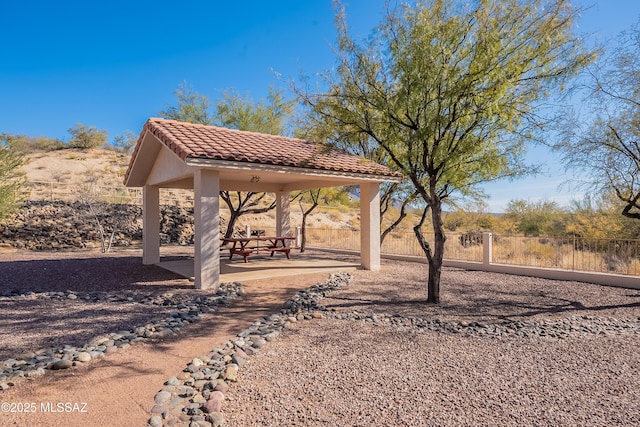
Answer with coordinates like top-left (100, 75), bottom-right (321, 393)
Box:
top-left (300, 214), bottom-right (308, 252)
top-left (428, 195), bottom-right (446, 304)
top-left (225, 210), bottom-right (241, 239)
top-left (412, 192), bottom-right (445, 304)
top-left (298, 195), bottom-right (319, 253)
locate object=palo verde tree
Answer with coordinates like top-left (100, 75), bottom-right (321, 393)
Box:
top-left (296, 114), bottom-right (416, 243)
top-left (557, 21), bottom-right (640, 220)
top-left (298, 0), bottom-right (592, 303)
top-left (160, 83), bottom-right (295, 238)
top-left (160, 81), bottom-right (213, 125)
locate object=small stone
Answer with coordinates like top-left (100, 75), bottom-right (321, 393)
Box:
top-left (24, 368), bottom-right (46, 378)
top-left (312, 312), bottom-right (324, 319)
top-left (222, 364), bottom-right (238, 382)
top-left (150, 404), bottom-right (166, 414)
top-left (192, 394), bottom-right (206, 404)
top-left (206, 412), bottom-right (225, 426)
top-left (213, 380), bottom-right (229, 393)
top-left (252, 338), bottom-right (267, 348)
top-left (234, 349), bottom-right (248, 360)
top-left (76, 352), bottom-right (92, 362)
top-left (166, 376), bottom-right (180, 386)
top-left (154, 390), bottom-right (172, 404)
top-left (50, 359), bottom-right (72, 370)
top-left (232, 355), bottom-right (246, 367)
top-left (177, 371), bottom-right (191, 380)
top-left (203, 391), bottom-right (225, 413)
top-left (148, 415), bottom-right (163, 427)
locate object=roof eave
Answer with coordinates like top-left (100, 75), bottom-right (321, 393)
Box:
top-left (185, 157), bottom-right (404, 184)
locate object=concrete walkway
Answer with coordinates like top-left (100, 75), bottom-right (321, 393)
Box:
top-left (1, 272), bottom-right (335, 427)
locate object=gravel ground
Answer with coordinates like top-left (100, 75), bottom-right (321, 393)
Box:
top-left (0, 247), bottom-right (196, 360)
top-left (223, 263), bottom-right (640, 426)
top-left (1, 249), bottom-right (639, 426)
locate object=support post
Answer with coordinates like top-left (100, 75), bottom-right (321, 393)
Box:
top-left (360, 182), bottom-right (381, 270)
top-left (142, 185), bottom-right (160, 265)
top-left (483, 232), bottom-right (493, 266)
top-left (194, 169), bottom-right (220, 290)
top-left (276, 191), bottom-right (291, 238)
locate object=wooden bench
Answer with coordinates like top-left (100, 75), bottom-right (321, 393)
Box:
top-left (267, 246), bottom-right (291, 259)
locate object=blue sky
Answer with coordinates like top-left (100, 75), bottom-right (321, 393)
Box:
top-left (1, 0), bottom-right (639, 212)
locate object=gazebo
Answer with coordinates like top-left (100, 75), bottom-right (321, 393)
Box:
top-left (124, 118), bottom-right (403, 290)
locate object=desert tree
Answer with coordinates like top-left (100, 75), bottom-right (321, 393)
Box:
top-left (214, 86), bottom-right (295, 237)
top-left (160, 81), bottom-right (213, 125)
top-left (503, 199), bottom-right (568, 236)
top-left (112, 131), bottom-right (138, 155)
top-left (67, 123), bottom-right (108, 149)
top-left (297, 0), bottom-right (592, 303)
top-left (556, 21), bottom-right (640, 220)
top-left (296, 112), bottom-right (415, 243)
top-left (292, 188), bottom-right (321, 252)
top-left (292, 186), bottom-right (352, 251)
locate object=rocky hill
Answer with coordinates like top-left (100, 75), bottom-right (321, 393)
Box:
top-left (0, 200), bottom-right (219, 251)
top-left (1, 148), bottom-right (357, 251)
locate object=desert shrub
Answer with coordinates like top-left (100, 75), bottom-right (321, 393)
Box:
top-left (67, 123), bottom-right (108, 149)
top-left (0, 142), bottom-right (26, 221)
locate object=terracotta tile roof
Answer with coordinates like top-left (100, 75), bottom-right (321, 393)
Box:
top-left (136, 118), bottom-right (402, 178)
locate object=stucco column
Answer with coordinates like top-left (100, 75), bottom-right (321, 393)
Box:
top-left (194, 169), bottom-right (220, 290)
top-left (360, 182), bottom-right (381, 270)
top-left (275, 191), bottom-right (291, 238)
top-left (142, 185), bottom-right (160, 265)
top-left (483, 232), bottom-right (493, 266)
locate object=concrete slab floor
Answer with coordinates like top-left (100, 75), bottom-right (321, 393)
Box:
top-left (157, 255), bottom-right (359, 283)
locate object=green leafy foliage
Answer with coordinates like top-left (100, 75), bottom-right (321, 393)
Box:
top-left (112, 131), bottom-right (138, 154)
top-left (215, 86), bottom-right (294, 135)
top-left (504, 199), bottom-right (568, 236)
top-left (0, 139), bottom-right (26, 221)
top-left (159, 82), bottom-right (295, 236)
top-left (1, 133), bottom-right (65, 154)
top-left (67, 123), bottom-right (108, 149)
top-left (159, 81), bottom-right (213, 125)
top-left (298, 0), bottom-right (592, 303)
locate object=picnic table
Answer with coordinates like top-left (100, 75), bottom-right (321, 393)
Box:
top-left (221, 236), bottom-right (296, 263)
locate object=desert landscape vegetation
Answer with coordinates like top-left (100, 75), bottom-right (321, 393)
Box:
top-left (1, 0), bottom-right (640, 426)
top-left (0, 127), bottom-right (638, 427)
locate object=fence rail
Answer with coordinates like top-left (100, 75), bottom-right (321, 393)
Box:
top-left (306, 228), bottom-right (640, 277)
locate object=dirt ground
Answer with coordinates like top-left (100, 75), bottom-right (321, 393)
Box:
top-left (0, 247), bottom-right (333, 427)
top-left (1, 248), bottom-right (639, 426)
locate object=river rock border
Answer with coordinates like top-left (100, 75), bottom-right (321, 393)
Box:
top-left (0, 283), bottom-right (243, 391)
top-left (149, 269), bottom-right (640, 427)
top-left (326, 311), bottom-right (640, 339)
top-left (147, 271), bottom-right (353, 427)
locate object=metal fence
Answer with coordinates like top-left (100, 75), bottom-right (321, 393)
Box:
top-left (492, 235), bottom-right (640, 275)
top-left (306, 228), bottom-right (640, 276)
